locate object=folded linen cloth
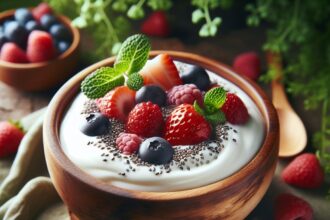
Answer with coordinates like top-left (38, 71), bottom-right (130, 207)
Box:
top-left (0, 109), bottom-right (329, 220)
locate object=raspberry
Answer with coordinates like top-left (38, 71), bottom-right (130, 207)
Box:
top-left (221, 93), bottom-right (249, 124)
top-left (167, 84), bottom-right (203, 106)
top-left (274, 193), bottom-right (313, 220)
top-left (115, 132), bottom-right (142, 155)
top-left (282, 153), bottom-right (324, 189)
top-left (126, 102), bottom-right (164, 137)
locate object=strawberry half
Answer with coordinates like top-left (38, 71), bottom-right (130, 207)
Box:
top-left (96, 86), bottom-right (136, 122)
top-left (139, 53), bottom-right (182, 91)
top-left (164, 104), bottom-right (211, 145)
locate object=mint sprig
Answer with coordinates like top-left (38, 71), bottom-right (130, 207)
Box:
top-left (194, 87), bottom-right (227, 124)
top-left (114, 34), bottom-right (150, 75)
top-left (81, 67), bottom-right (125, 99)
top-left (81, 34), bottom-right (151, 99)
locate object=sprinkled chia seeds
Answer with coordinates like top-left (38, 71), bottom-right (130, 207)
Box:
top-left (81, 99), bottom-right (236, 177)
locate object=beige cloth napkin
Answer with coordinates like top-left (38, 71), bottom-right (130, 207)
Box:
top-left (0, 109), bottom-right (329, 220)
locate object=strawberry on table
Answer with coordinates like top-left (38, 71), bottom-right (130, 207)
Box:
top-left (139, 53), bottom-right (182, 91)
top-left (126, 102), bottom-right (164, 137)
top-left (274, 193), bottom-right (313, 220)
top-left (96, 86), bottom-right (136, 122)
top-left (221, 93), bottom-right (249, 125)
top-left (0, 121), bottom-right (25, 158)
top-left (233, 52), bottom-right (261, 81)
top-left (282, 153), bottom-right (324, 189)
top-left (0, 42), bottom-right (28, 63)
top-left (141, 11), bottom-right (170, 37)
top-left (164, 104), bottom-right (211, 145)
top-left (26, 30), bottom-right (56, 62)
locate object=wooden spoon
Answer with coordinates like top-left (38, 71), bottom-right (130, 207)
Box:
top-left (267, 52), bottom-right (307, 157)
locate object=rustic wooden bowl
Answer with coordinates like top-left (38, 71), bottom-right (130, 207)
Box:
top-left (43, 51), bottom-right (279, 220)
top-left (0, 9), bottom-right (80, 91)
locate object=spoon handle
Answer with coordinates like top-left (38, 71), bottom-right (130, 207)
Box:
top-left (266, 52), bottom-right (293, 110)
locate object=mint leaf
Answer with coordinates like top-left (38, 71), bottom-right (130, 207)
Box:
top-left (205, 110), bottom-right (226, 124)
top-left (204, 87), bottom-right (227, 112)
top-left (114, 34), bottom-right (151, 75)
top-left (193, 101), bottom-right (205, 115)
top-left (81, 67), bottom-right (125, 99)
top-left (126, 73), bottom-right (144, 91)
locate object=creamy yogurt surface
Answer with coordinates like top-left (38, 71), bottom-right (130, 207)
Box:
top-left (60, 61), bottom-right (265, 192)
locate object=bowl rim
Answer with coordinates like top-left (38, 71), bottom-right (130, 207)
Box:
top-left (44, 50), bottom-right (279, 201)
top-left (0, 9), bottom-right (80, 68)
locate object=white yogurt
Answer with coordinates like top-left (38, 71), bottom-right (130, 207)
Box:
top-left (60, 62), bottom-right (265, 192)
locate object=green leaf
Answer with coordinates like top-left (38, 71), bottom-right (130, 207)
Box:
top-left (205, 110), bottom-right (226, 124)
top-left (147, 0), bottom-right (172, 10)
top-left (192, 9), bottom-right (204, 24)
top-left (112, 1), bottom-right (128, 12)
top-left (81, 67), bottom-right (125, 99)
top-left (114, 34), bottom-right (151, 75)
top-left (199, 23), bottom-right (210, 37)
top-left (212, 17), bottom-right (222, 26)
top-left (204, 87), bottom-right (227, 111)
top-left (127, 5), bottom-right (145, 19)
top-left (126, 73), bottom-right (144, 91)
top-left (193, 101), bottom-right (205, 116)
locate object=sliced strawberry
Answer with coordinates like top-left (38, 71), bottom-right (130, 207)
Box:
top-left (139, 54), bottom-right (182, 91)
top-left (96, 86), bottom-right (136, 122)
top-left (164, 104), bottom-right (211, 145)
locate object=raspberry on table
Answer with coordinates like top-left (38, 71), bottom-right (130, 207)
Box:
top-left (167, 84), bottom-right (203, 106)
top-left (115, 132), bottom-right (142, 155)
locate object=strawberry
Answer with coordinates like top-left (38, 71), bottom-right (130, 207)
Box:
top-left (32, 2), bottom-right (53, 21)
top-left (139, 54), bottom-right (182, 91)
top-left (96, 86), bottom-right (136, 122)
top-left (233, 52), bottom-right (261, 81)
top-left (221, 93), bottom-right (249, 124)
top-left (26, 30), bottom-right (56, 62)
top-left (0, 121), bottom-right (25, 158)
top-left (164, 104), bottom-right (211, 145)
top-left (282, 153), bottom-right (324, 189)
top-left (274, 193), bottom-right (313, 220)
top-left (126, 102), bottom-right (164, 137)
top-left (141, 11), bottom-right (170, 37)
top-left (0, 42), bottom-right (28, 63)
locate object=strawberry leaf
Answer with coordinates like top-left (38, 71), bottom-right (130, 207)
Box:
top-left (126, 73), bottom-right (144, 91)
top-left (193, 100), bottom-right (205, 115)
top-left (205, 110), bottom-right (226, 124)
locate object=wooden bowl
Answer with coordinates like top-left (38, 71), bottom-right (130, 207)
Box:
top-left (0, 9), bottom-right (80, 92)
top-left (43, 51), bottom-right (279, 220)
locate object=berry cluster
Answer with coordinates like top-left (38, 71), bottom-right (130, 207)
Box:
top-left (0, 3), bottom-right (72, 64)
top-left (80, 53), bottom-right (251, 166)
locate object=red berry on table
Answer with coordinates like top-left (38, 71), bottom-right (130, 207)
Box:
top-left (116, 132), bottom-right (142, 155)
top-left (274, 193), bottom-right (313, 220)
top-left (0, 121), bottom-right (25, 158)
top-left (32, 2), bottom-right (53, 21)
top-left (126, 102), bottom-right (164, 137)
top-left (164, 104), bottom-right (211, 145)
top-left (0, 42), bottom-right (28, 63)
top-left (167, 84), bottom-right (203, 106)
top-left (139, 53), bottom-right (182, 91)
top-left (141, 11), bottom-right (170, 37)
top-left (26, 30), bottom-right (56, 62)
top-left (221, 93), bottom-right (249, 125)
top-left (96, 86), bottom-right (136, 122)
top-left (282, 153), bottom-right (324, 189)
top-left (233, 52), bottom-right (261, 81)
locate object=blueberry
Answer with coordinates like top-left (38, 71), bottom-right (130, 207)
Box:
top-left (180, 65), bottom-right (211, 91)
top-left (135, 85), bottom-right (167, 106)
top-left (4, 21), bottom-right (28, 48)
top-left (14, 8), bottom-right (34, 26)
top-left (40, 14), bottom-right (58, 30)
top-left (50, 24), bottom-right (71, 42)
top-left (56, 41), bottom-right (70, 54)
top-left (80, 113), bottom-right (111, 136)
top-left (138, 137), bottom-right (174, 165)
top-left (25, 20), bottom-right (43, 32)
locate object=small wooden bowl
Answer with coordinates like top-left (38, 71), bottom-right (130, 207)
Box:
top-left (43, 51), bottom-right (279, 220)
top-left (0, 9), bottom-right (80, 91)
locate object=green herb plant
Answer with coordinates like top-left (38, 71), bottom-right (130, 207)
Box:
top-left (247, 0), bottom-right (330, 195)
